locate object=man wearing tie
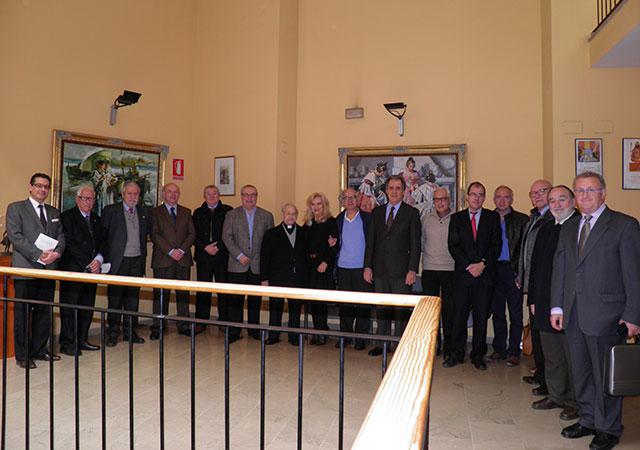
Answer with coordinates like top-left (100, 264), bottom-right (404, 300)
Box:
top-left (6, 173), bottom-right (65, 369)
top-left (58, 184), bottom-right (104, 356)
top-left (551, 172), bottom-right (640, 450)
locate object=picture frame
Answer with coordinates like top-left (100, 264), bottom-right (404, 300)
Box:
top-left (338, 144), bottom-right (466, 217)
top-left (575, 138), bottom-right (603, 176)
top-left (622, 138), bottom-right (640, 190)
top-left (52, 130), bottom-right (169, 214)
top-left (214, 156), bottom-right (236, 196)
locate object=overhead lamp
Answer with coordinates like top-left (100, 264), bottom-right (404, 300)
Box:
top-left (383, 102), bottom-right (407, 136)
top-left (109, 90), bottom-right (142, 126)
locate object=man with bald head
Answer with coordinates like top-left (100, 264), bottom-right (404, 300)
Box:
top-left (150, 183), bottom-right (195, 339)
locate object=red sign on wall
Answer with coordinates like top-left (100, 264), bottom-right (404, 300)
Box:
top-left (172, 158), bottom-right (184, 180)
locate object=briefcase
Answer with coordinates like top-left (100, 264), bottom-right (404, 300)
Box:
top-left (604, 340), bottom-right (640, 396)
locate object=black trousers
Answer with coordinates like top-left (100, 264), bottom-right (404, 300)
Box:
top-left (451, 278), bottom-right (490, 363)
top-left (14, 278), bottom-right (55, 361)
top-left (226, 270), bottom-right (262, 338)
top-left (152, 264), bottom-right (191, 333)
top-left (195, 260), bottom-right (228, 321)
top-left (490, 263), bottom-right (523, 356)
top-left (59, 280), bottom-right (97, 348)
top-left (107, 256), bottom-right (144, 338)
top-left (337, 268), bottom-right (371, 345)
top-left (421, 269), bottom-right (454, 357)
top-left (529, 308), bottom-right (546, 384)
top-left (308, 269), bottom-right (333, 331)
top-left (287, 300), bottom-right (304, 342)
top-left (373, 273), bottom-right (412, 345)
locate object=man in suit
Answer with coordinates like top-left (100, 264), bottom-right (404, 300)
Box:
top-left (551, 172), bottom-right (640, 450)
top-left (58, 184), bottom-right (104, 356)
top-left (6, 173), bottom-right (65, 369)
top-left (192, 184), bottom-right (233, 332)
top-left (364, 175), bottom-right (421, 357)
top-left (222, 184), bottom-right (274, 342)
top-left (102, 181), bottom-right (152, 346)
top-left (150, 182), bottom-right (196, 339)
top-left (260, 203), bottom-right (308, 345)
top-left (447, 181), bottom-right (501, 370)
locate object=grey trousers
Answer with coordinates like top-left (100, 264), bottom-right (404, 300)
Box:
top-left (539, 330), bottom-right (577, 408)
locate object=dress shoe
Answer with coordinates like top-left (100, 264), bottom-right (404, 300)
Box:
top-left (442, 357), bottom-right (458, 368)
top-left (532, 397), bottom-right (562, 410)
top-left (522, 375), bottom-right (541, 385)
top-left (124, 334), bottom-right (145, 344)
top-left (16, 359), bottom-right (36, 369)
top-left (560, 406), bottom-right (580, 421)
top-left (149, 331), bottom-right (160, 341)
top-left (194, 325), bottom-right (206, 335)
top-left (265, 338), bottom-right (280, 345)
top-left (532, 386), bottom-right (549, 396)
top-left (178, 328), bottom-right (192, 337)
top-left (335, 338), bottom-right (352, 349)
top-left (34, 352), bottom-right (61, 362)
top-left (487, 351), bottom-right (506, 362)
top-left (561, 422), bottom-right (595, 439)
top-left (473, 360), bottom-right (487, 371)
top-left (505, 355), bottom-right (520, 367)
top-left (315, 335), bottom-right (326, 345)
top-left (354, 341), bottom-right (365, 351)
top-left (228, 335), bottom-right (242, 343)
top-left (79, 341), bottom-right (100, 351)
top-left (289, 339), bottom-right (299, 346)
top-left (248, 331), bottom-right (261, 340)
top-left (368, 346), bottom-right (383, 356)
top-left (60, 346), bottom-right (81, 356)
top-left (589, 431), bottom-right (619, 450)
top-left (106, 336), bottom-right (118, 347)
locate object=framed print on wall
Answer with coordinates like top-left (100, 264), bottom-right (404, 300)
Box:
top-left (575, 138), bottom-right (603, 176)
top-left (215, 156), bottom-right (236, 196)
top-left (622, 138), bottom-right (640, 190)
top-left (52, 130), bottom-right (168, 214)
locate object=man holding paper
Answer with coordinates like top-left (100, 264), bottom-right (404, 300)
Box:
top-left (6, 173), bottom-right (65, 369)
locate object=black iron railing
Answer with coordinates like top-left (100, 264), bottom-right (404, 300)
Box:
top-left (594, 0), bottom-right (626, 33)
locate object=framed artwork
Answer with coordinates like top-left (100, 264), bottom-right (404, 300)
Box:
top-left (622, 138), bottom-right (640, 190)
top-left (52, 130), bottom-right (168, 214)
top-left (214, 156), bottom-right (236, 196)
top-left (575, 138), bottom-right (603, 176)
top-left (338, 145), bottom-right (466, 217)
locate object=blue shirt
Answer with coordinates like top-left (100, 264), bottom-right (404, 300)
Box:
top-left (337, 212), bottom-right (365, 269)
top-left (498, 218), bottom-right (510, 261)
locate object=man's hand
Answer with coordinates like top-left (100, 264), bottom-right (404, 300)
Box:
top-left (405, 270), bottom-right (416, 286)
top-left (317, 261), bottom-right (328, 273)
top-left (620, 319), bottom-right (640, 337)
top-left (238, 255), bottom-right (251, 266)
top-left (40, 250), bottom-right (60, 265)
top-left (327, 235), bottom-right (337, 248)
top-left (550, 314), bottom-right (563, 331)
top-left (88, 259), bottom-right (101, 274)
top-left (467, 262), bottom-right (485, 278)
top-left (169, 249), bottom-right (184, 262)
top-left (363, 268), bottom-right (373, 284)
top-left (205, 242), bottom-right (219, 256)
top-left (529, 304), bottom-right (535, 315)
top-left (261, 280), bottom-right (269, 286)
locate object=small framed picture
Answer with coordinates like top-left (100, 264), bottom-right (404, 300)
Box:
top-left (622, 138), bottom-right (640, 190)
top-left (575, 138), bottom-right (603, 176)
top-left (214, 156), bottom-right (235, 196)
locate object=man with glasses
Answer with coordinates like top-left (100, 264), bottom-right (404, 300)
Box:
top-left (551, 172), bottom-right (640, 450)
top-left (6, 173), bottom-right (65, 369)
top-left (58, 184), bottom-right (104, 356)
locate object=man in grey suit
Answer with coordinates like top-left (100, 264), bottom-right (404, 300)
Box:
top-left (222, 184), bottom-right (274, 342)
top-left (6, 173), bottom-right (65, 369)
top-left (551, 171), bottom-right (640, 450)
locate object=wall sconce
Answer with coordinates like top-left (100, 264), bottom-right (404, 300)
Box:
top-left (109, 90), bottom-right (142, 126)
top-left (384, 102), bottom-right (407, 136)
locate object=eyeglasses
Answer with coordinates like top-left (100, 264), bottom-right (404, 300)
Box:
top-left (529, 188), bottom-right (549, 197)
top-left (433, 197), bottom-right (449, 202)
top-left (574, 187), bottom-right (603, 196)
top-left (78, 196), bottom-right (96, 202)
top-left (32, 183), bottom-right (50, 190)
top-left (241, 193), bottom-right (257, 197)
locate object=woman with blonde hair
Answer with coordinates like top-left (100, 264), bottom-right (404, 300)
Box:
top-left (302, 192), bottom-right (339, 344)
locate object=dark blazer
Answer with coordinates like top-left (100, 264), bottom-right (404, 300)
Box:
top-left (551, 207), bottom-right (640, 336)
top-left (59, 206), bottom-right (104, 272)
top-left (6, 199), bottom-right (65, 271)
top-left (260, 223), bottom-right (308, 288)
top-left (518, 207), bottom-right (554, 292)
top-left (500, 208), bottom-right (529, 273)
top-left (448, 208), bottom-right (502, 285)
top-left (151, 204), bottom-right (196, 269)
top-left (364, 202), bottom-right (421, 279)
top-left (193, 201), bottom-right (233, 265)
top-left (101, 203), bottom-right (152, 274)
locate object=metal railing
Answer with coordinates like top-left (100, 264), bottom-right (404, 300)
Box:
top-left (0, 267), bottom-right (440, 449)
top-left (594, 0), bottom-right (626, 33)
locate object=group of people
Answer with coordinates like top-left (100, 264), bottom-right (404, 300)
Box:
top-left (6, 168), bottom-right (639, 450)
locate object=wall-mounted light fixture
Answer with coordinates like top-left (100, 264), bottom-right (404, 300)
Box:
top-left (383, 102), bottom-right (407, 136)
top-left (109, 90), bottom-right (142, 126)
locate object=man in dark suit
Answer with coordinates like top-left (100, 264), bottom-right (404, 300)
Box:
top-left (260, 203), bottom-right (308, 345)
top-left (58, 184), bottom-right (104, 356)
top-left (150, 182), bottom-right (196, 339)
top-left (6, 173), bottom-right (65, 369)
top-left (447, 181), bottom-right (501, 370)
top-left (551, 172), bottom-right (640, 450)
top-left (102, 181), bottom-right (152, 346)
top-left (193, 184), bottom-right (233, 332)
top-left (364, 175), bottom-right (421, 356)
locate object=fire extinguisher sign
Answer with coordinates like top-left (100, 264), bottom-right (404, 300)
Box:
top-left (172, 159), bottom-right (184, 180)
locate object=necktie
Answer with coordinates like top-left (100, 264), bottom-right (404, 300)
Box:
top-left (578, 215), bottom-right (592, 256)
top-left (85, 215), bottom-right (93, 237)
top-left (128, 207), bottom-right (134, 215)
top-left (386, 206), bottom-right (395, 232)
top-left (471, 211), bottom-right (478, 241)
top-left (38, 204), bottom-right (47, 229)
top-left (170, 206), bottom-right (177, 225)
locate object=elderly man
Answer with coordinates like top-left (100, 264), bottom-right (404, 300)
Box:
top-left (336, 187), bottom-right (372, 350)
top-left (102, 181), bottom-right (152, 346)
top-left (222, 184), bottom-right (274, 342)
top-left (551, 172), bottom-right (640, 450)
top-left (58, 184), bottom-right (104, 356)
top-left (421, 187), bottom-right (455, 358)
top-left (488, 185), bottom-right (528, 366)
top-left (150, 183), bottom-right (195, 339)
top-left (6, 173), bottom-right (65, 368)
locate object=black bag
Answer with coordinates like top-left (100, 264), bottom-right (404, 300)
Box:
top-left (604, 337), bottom-right (640, 397)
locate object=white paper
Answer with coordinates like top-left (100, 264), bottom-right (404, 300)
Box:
top-left (101, 263), bottom-right (112, 274)
top-left (34, 233), bottom-right (58, 251)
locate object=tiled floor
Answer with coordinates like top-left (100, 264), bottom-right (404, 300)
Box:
top-left (1, 327), bottom-right (639, 449)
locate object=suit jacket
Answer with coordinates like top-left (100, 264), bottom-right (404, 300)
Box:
top-left (59, 206), bottom-right (104, 272)
top-left (260, 223), bottom-right (308, 287)
top-left (6, 199), bottom-right (65, 271)
top-left (151, 204), bottom-right (195, 269)
top-left (551, 207), bottom-right (640, 336)
top-left (101, 203), bottom-right (152, 274)
top-left (193, 201), bottom-right (233, 265)
top-left (364, 202), bottom-right (421, 279)
top-left (518, 207), bottom-right (554, 292)
top-left (448, 208), bottom-right (502, 286)
top-left (222, 206), bottom-right (274, 274)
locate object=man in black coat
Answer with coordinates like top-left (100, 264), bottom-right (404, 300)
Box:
top-left (447, 181), bottom-right (501, 370)
top-left (192, 184), bottom-right (233, 331)
top-left (59, 185), bottom-right (105, 356)
top-left (260, 203), bottom-right (308, 344)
